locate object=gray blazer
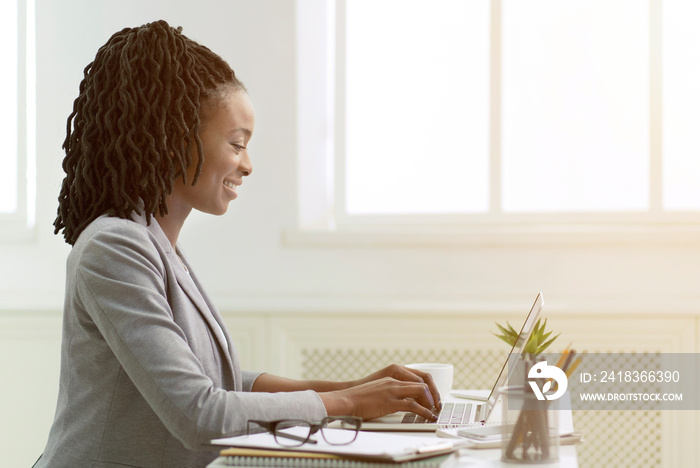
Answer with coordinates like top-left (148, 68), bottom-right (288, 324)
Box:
top-left (37, 212), bottom-right (326, 468)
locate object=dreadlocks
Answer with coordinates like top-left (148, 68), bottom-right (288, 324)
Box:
top-left (54, 20), bottom-right (244, 245)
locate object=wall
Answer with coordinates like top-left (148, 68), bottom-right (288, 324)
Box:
top-left (1, 1), bottom-right (700, 467)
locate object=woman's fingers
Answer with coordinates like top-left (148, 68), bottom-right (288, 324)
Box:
top-left (369, 364), bottom-right (441, 409)
top-left (397, 397), bottom-right (441, 422)
top-left (401, 381), bottom-right (439, 420)
top-left (358, 378), bottom-right (439, 421)
top-left (399, 367), bottom-right (441, 410)
top-left (335, 364), bottom-right (448, 421)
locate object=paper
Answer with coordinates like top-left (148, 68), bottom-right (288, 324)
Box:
top-left (450, 389), bottom-right (491, 401)
top-left (211, 428), bottom-right (461, 462)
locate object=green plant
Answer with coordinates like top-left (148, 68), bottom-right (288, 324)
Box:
top-left (493, 318), bottom-right (560, 356)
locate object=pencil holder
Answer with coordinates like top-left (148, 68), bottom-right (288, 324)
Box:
top-left (501, 360), bottom-right (560, 464)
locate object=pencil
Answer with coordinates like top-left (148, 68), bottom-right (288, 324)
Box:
top-left (555, 343), bottom-right (573, 369)
top-left (565, 351), bottom-right (586, 378)
top-left (548, 344), bottom-right (573, 390)
top-left (562, 350), bottom-right (576, 373)
top-left (552, 349), bottom-right (575, 393)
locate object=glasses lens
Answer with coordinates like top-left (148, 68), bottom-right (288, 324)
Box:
top-left (321, 418), bottom-right (360, 445)
top-left (274, 420), bottom-right (312, 447)
top-left (247, 420), bottom-right (267, 436)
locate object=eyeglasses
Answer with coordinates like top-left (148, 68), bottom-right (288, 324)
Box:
top-left (246, 416), bottom-right (362, 447)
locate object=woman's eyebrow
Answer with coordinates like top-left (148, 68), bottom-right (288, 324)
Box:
top-left (230, 127), bottom-right (252, 138)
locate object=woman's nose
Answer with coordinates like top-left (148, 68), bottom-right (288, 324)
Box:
top-left (239, 150), bottom-right (252, 176)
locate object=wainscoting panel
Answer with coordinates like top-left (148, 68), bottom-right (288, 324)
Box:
top-left (0, 312), bottom-right (62, 468)
top-left (220, 314), bottom-right (268, 373)
top-left (4, 310), bottom-right (698, 468)
top-left (259, 312), bottom-right (697, 468)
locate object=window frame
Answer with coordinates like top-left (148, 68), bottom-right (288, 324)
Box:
top-left (1, 0), bottom-right (35, 241)
top-left (292, 0), bottom-right (700, 247)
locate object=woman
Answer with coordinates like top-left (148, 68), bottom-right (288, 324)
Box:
top-left (37, 20), bottom-right (440, 468)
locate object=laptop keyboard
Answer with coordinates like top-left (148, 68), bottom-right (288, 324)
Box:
top-left (400, 402), bottom-right (483, 425)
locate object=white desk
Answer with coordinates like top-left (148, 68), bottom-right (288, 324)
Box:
top-left (207, 443), bottom-right (578, 468)
top-left (440, 392), bottom-right (579, 467)
top-left (396, 429), bottom-right (578, 468)
top-left (406, 396), bottom-right (579, 467)
top-left (208, 394), bottom-right (579, 468)
top-left (443, 444), bottom-right (577, 467)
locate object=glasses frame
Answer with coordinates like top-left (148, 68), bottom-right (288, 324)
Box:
top-left (246, 416), bottom-right (362, 447)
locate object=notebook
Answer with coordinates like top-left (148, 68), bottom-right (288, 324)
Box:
top-left (360, 292), bottom-right (544, 432)
top-left (210, 428), bottom-right (464, 464)
top-left (206, 449), bottom-right (457, 468)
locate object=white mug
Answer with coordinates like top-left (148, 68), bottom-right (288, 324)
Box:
top-left (405, 362), bottom-right (454, 400)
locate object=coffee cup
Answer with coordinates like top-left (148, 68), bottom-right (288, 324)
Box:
top-left (405, 362), bottom-right (454, 400)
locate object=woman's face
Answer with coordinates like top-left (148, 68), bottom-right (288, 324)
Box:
top-left (171, 89), bottom-right (255, 216)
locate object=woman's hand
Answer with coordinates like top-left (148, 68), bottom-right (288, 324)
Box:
top-left (319, 364), bottom-right (442, 421)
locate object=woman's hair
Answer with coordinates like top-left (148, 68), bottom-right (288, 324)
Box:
top-left (54, 20), bottom-right (245, 245)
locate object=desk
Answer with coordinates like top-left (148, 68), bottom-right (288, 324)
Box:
top-left (459, 446), bottom-right (578, 467)
top-left (208, 393), bottom-right (579, 468)
top-left (207, 434), bottom-right (578, 468)
top-left (429, 392), bottom-right (578, 467)
top-left (411, 431), bottom-right (579, 468)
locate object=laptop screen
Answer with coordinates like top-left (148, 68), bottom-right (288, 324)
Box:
top-left (484, 292), bottom-right (544, 419)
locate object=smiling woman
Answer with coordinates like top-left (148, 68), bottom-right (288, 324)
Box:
top-left (35, 19), bottom-right (443, 468)
top-left (156, 90), bottom-right (255, 245)
top-left (52, 20), bottom-right (246, 246)
top-left (177, 92), bottom-right (254, 212)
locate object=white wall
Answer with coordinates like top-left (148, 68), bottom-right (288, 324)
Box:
top-left (2, 1), bottom-right (700, 466)
top-left (5, 0), bottom-right (700, 318)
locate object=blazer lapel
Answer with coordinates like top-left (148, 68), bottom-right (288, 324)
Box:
top-left (134, 212), bottom-right (237, 381)
top-left (174, 248), bottom-right (238, 377)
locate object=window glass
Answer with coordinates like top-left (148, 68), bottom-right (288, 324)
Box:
top-left (344, 0), bottom-right (490, 214)
top-left (662, 0), bottom-right (700, 211)
top-left (0, 0), bottom-right (18, 213)
top-left (501, 0), bottom-right (649, 212)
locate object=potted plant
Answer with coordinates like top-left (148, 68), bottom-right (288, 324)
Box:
top-left (493, 318), bottom-right (562, 463)
top-left (492, 318), bottom-right (559, 357)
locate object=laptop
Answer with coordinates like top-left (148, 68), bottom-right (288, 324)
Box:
top-left (360, 292), bottom-right (544, 431)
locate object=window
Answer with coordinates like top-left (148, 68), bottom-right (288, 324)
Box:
top-left (662, 0), bottom-right (700, 211)
top-left (0, 0), bottom-right (20, 214)
top-left (343, 0), bottom-right (490, 215)
top-left (500, 0), bottom-right (648, 213)
top-left (1, 0), bottom-right (35, 237)
top-left (295, 0), bottom-right (700, 243)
